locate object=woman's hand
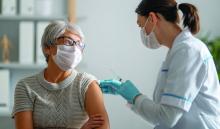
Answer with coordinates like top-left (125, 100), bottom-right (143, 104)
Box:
top-left (81, 114), bottom-right (104, 129)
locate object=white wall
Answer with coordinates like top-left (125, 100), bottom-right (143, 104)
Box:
top-left (76, 0), bottom-right (220, 129)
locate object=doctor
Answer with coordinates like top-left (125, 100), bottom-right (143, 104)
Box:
top-left (99, 0), bottom-right (220, 129)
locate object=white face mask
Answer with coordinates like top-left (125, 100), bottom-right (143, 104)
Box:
top-left (53, 45), bottom-right (82, 71)
top-left (140, 18), bottom-right (161, 49)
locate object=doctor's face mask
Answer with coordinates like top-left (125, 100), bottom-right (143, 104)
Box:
top-left (140, 17), bottom-right (161, 49)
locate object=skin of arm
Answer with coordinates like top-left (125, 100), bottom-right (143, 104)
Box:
top-left (14, 111), bottom-right (34, 129)
top-left (85, 81), bottom-right (110, 129)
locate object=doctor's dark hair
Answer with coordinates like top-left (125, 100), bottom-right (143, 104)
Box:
top-left (135, 0), bottom-right (200, 34)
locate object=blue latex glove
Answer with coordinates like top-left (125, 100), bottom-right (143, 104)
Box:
top-left (99, 79), bottom-right (141, 104)
top-left (99, 80), bottom-right (122, 94)
top-left (118, 80), bottom-right (141, 104)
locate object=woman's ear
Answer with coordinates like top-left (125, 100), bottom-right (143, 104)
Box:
top-left (44, 45), bottom-right (57, 56)
top-left (43, 46), bottom-right (50, 56)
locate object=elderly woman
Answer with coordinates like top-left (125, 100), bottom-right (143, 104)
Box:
top-left (12, 21), bottom-right (110, 129)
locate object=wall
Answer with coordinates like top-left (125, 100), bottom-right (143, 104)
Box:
top-left (76, 0), bottom-right (220, 129)
top-left (0, 0), bottom-right (220, 129)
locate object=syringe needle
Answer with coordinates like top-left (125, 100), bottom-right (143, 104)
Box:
top-left (109, 68), bottom-right (123, 82)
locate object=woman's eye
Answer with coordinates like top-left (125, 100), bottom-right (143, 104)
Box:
top-left (64, 40), bottom-right (73, 46)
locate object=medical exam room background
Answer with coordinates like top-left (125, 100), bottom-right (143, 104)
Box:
top-left (0, 0), bottom-right (220, 129)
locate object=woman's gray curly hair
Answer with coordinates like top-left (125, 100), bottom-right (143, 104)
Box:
top-left (41, 21), bottom-right (85, 62)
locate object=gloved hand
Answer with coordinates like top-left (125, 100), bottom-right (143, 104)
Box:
top-left (98, 79), bottom-right (122, 94)
top-left (99, 79), bottom-right (141, 104)
top-left (118, 80), bottom-right (141, 104)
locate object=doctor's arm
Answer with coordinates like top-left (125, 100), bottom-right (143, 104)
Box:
top-left (133, 95), bottom-right (184, 128)
top-left (99, 80), bottom-right (184, 128)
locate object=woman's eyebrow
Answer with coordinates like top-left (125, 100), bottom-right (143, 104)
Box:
top-left (58, 35), bottom-right (81, 42)
top-left (65, 36), bottom-right (80, 41)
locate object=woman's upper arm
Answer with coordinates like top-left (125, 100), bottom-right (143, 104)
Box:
top-left (14, 111), bottom-right (33, 129)
top-left (85, 81), bottom-right (110, 129)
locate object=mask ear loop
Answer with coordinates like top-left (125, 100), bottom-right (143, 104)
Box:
top-left (143, 13), bottom-right (157, 35)
top-left (148, 14), bottom-right (158, 34)
top-left (142, 17), bottom-right (149, 34)
top-left (143, 16), bottom-right (156, 35)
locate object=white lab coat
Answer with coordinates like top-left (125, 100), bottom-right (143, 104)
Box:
top-left (131, 28), bottom-right (220, 129)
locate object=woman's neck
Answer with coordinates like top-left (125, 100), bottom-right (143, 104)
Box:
top-left (160, 23), bottom-right (182, 49)
top-left (44, 59), bottom-right (72, 83)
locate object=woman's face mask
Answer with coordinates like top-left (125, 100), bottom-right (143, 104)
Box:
top-left (53, 45), bottom-right (82, 71)
top-left (140, 17), bottom-right (161, 49)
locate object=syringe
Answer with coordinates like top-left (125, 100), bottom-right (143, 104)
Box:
top-left (109, 68), bottom-right (123, 82)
